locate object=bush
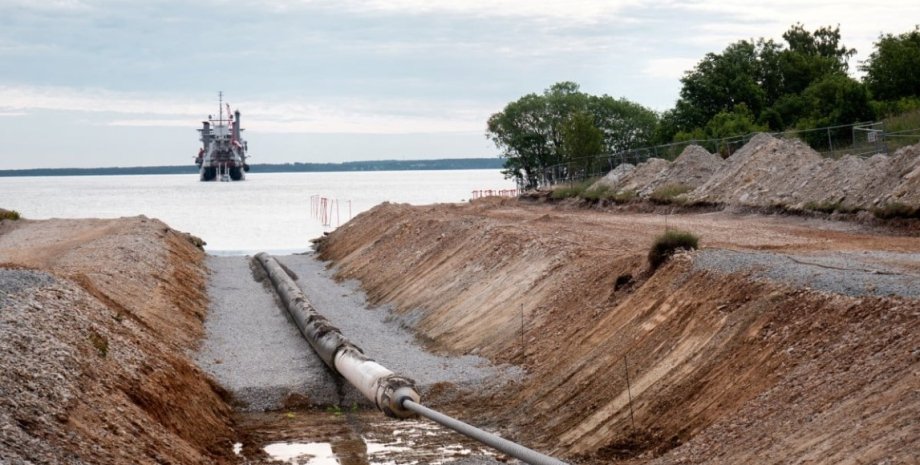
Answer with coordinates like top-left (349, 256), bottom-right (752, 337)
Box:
top-left (872, 202), bottom-right (920, 219)
top-left (649, 184), bottom-right (692, 205)
top-left (610, 189), bottom-right (638, 204)
top-left (0, 209), bottom-right (21, 220)
top-left (648, 229), bottom-right (699, 269)
top-left (550, 178), bottom-right (596, 199)
top-left (581, 184), bottom-right (611, 201)
top-left (803, 201), bottom-right (860, 214)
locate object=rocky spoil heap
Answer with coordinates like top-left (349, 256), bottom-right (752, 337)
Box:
top-left (0, 217), bottom-right (234, 465)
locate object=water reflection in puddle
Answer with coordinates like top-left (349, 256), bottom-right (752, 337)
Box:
top-left (240, 410), bottom-right (499, 465)
top-left (264, 441), bottom-right (340, 465)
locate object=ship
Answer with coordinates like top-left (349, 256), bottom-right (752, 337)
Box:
top-left (195, 92), bottom-right (249, 181)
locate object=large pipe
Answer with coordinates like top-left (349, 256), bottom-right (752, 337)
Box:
top-left (402, 400), bottom-right (568, 465)
top-left (254, 253), bottom-right (419, 418)
top-left (255, 252), bottom-right (569, 465)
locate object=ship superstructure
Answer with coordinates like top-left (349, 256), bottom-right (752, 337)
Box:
top-left (195, 92), bottom-right (249, 181)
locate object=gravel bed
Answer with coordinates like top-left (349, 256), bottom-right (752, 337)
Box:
top-left (198, 254), bottom-right (520, 412)
top-left (694, 249), bottom-right (920, 298)
top-left (278, 254), bottom-right (522, 391)
top-left (0, 268), bottom-right (56, 307)
top-left (196, 256), bottom-right (351, 411)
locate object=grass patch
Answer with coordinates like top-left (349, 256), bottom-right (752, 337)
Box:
top-left (581, 184), bottom-right (612, 201)
top-left (649, 184), bottom-right (692, 205)
top-left (88, 331), bottom-right (108, 358)
top-left (648, 229), bottom-right (699, 270)
top-left (872, 202), bottom-right (920, 219)
top-left (550, 178), bottom-right (596, 200)
top-left (803, 201), bottom-right (860, 214)
top-left (609, 190), bottom-right (638, 204)
top-left (0, 209), bottom-right (21, 220)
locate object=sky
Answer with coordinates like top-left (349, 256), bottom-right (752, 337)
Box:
top-left (0, 0), bottom-right (918, 169)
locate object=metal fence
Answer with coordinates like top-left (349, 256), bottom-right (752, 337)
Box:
top-left (525, 121), bottom-right (920, 189)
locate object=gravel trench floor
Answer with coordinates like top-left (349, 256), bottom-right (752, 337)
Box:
top-left (197, 254), bottom-right (520, 413)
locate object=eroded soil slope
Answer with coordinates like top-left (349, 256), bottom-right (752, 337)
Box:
top-left (0, 217), bottom-right (234, 464)
top-left (318, 199), bottom-right (919, 464)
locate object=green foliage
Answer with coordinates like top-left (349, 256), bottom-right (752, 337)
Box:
top-left (561, 111), bottom-right (604, 175)
top-left (795, 74), bottom-right (876, 150)
top-left (872, 203), bottom-right (920, 219)
top-left (0, 209), bottom-right (21, 220)
top-left (550, 178), bottom-right (596, 199)
top-left (610, 190), bottom-right (638, 204)
top-left (88, 331), bottom-right (108, 358)
top-left (581, 184), bottom-right (611, 201)
top-left (487, 82), bottom-right (658, 187)
top-left (667, 24), bottom-right (861, 143)
top-left (648, 230), bottom-right (700, 269)
top-left (862, 26), bottom-right (920, 102)
top-left (649, 184), bottom-right (692, 205)
top-left (326, 404), bottom-right (343, 416)
top-left (803, 201), bottom-right (860, 214)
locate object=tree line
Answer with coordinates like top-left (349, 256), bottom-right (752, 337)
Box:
top-left (488, 24), bottom-right (920, 187)
top-left (0, 158), bottom-right (504, 177)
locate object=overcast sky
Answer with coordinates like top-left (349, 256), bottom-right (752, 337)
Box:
top-left (1, 0), bottom-right (917, 169)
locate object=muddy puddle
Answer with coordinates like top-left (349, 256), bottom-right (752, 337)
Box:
top-left (236, 408), bottom-right (504, 465)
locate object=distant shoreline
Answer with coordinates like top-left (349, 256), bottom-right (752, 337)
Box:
top-left (0, 158), bottom-right (503, 177)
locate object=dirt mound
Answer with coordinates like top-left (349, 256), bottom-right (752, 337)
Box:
top-left (885, 142), bottom-right (920, 206)
top-left (318, 201), bottom-right (919, 464)
top-left (590, 163), bottom-right (635, 190)
top-left (0, 217), bottom-right (234, 464)
top-left (640, 144), bottom-right (724, 196)
top-left (688, 133), bottom-right (826, 207)
top-left (588, 146), bottom-right (723, 198)
top-left (613, 158), bottom-right (670, 194)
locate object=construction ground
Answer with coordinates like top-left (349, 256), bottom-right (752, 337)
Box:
top-left (1, 136), bottom-right (918, 464)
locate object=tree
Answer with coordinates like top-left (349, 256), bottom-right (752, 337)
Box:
top-left (796, 73), bottom-right (875, 149)
top-left (861, 26), bottom-right (920, 102)
top-left (676, 40), bottom-right (767, 130)
top-left (667, 24), bottom-right (857, 139)
top-left (486, 93), bottom-right (554, 187)
top-left (487, 82), bottom-right (659, 187)
top-left (588, 95), bottom-right (658, 153)
top-left (560, 111), bottom-right (603, 175)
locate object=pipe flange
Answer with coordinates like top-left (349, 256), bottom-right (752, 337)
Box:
top-left (378, 376), bottom-right (420, 419)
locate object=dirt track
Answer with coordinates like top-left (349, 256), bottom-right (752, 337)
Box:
top-left (317, 199), bottom-right (920, 464)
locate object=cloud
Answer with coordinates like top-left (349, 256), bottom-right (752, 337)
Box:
top-left (1, 84), bottom-right (489, 134)
top-left (642, 58), bottom-right (697, 80)
top-left (255, 0), bottom-right (640, 23)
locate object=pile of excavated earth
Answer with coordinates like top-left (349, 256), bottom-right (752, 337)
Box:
top-left (0, 217), bottom-right (235, 465)
top-left (590, 134), bottom-right (920, 210)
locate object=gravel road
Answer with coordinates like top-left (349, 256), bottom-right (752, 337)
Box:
top-left (197, 254), bottom-right (519, 412)
top-left (694, 249), bottom-right (920, 298)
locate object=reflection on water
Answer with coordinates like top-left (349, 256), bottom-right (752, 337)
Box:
top-left (239, 410), bottom-right (499, 465)
top-left (265, 441), bottom-right (340, 465)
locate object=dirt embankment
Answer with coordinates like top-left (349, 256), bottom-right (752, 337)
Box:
top-left (317, 200), bottom-right (919, 464)
top-left (0, 217), bottom-right (234, 464)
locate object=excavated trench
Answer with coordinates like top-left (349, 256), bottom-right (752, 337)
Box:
top-left (197, 254), bottom-right (525, 464)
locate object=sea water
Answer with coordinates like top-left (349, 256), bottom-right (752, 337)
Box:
top-left (0, 170), bottom-right (515, 253)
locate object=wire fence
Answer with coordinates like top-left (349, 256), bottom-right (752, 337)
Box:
top-left (526, 121), bottom-right (920, 189)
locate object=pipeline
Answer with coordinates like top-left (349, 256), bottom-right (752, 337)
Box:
top-left (255, 252), bottom-right (569, 464)
top-left (255, 252), bottom-right (418, 418)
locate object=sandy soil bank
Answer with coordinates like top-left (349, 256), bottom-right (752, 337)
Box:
top-left (317, 199), bottom-right (920, 464)
top-left (0, 216), bottom-right (234, 464)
